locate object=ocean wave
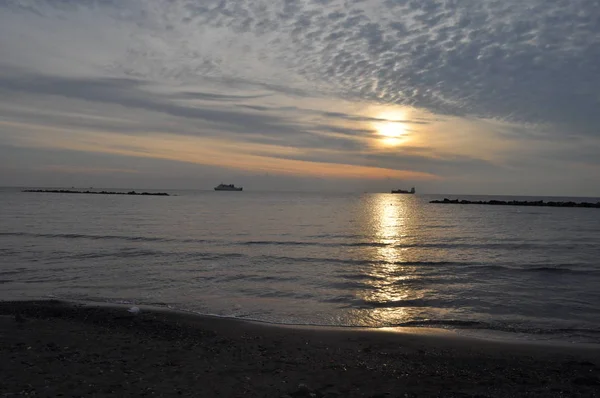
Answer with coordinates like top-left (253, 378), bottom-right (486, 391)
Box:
top-left (0, 268), bottom-right (28, 276)
top-left (321, 294), bottom-right (362, 303)
top-left (4, 231), bottom-right (595, 277)
top-left (238, 240), bottom-right (570, 250)
top-left (395, 319), bottom-right (484, 328)
top-left (264, 256), bottom-right (478, 268)
top-left (423, 225), bottom-right (457, 229)
top-left (254, 290), bottom-right (315, 299)
top-left (307, 234), bottom-right (365, 239)
top-left (3, 232), bottom-right (597, 252)
top-left (327, 281), bottom-right (372, 290)
top-left (42, 249), bottom-right (245, 262)
top-left (0, 231), bottom-right (196, 243)
top-left (331, 275), bottom-right (470, 289)
top-left (336, 273), bottom-right (388, 281)
top-left (40, 296), bottom-right (600, 343)
top-left (359, 298), bottom-right (453, 309)
top-left (217, 274), bottom-right (298, 283)
top-left (0, 248), bottom-right (19, 256)
top-left (523, 266), bottom-right (591, 274)
top-left (240, 240), bottom-right (389, 247)
top-left (392, 319), bottom-right (600, 337)
top-left (467, 264), bottom-right (600, 275)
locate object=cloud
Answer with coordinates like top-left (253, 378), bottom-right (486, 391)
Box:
top-left (0, 66), bottom-right (442, 156)
top-left (42, 165), bottom-right (140, 174)
top-left (4, 0), bottom-right (600, 133)
top-left (174, 91), bottom-right (271, 101)
top-left (1, 121), bottom-right (440, 180)
top-left (0, 74), bottom-right (269, 130)
top-left (155, 0), bottom-right (600, 133)
top-left (1, 0), bottom-right (600, 194)
top-left (0, 69), bottom-right (373, 153)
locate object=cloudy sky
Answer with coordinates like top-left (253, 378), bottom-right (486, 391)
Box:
top-left (1, 0), bottom-right (599, 195)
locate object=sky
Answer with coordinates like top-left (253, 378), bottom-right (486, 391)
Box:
top-left (1, 0), bottom-right (599, 195)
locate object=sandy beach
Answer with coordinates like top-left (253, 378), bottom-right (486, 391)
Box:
top-left (1, 300), bottom-right (599, 397)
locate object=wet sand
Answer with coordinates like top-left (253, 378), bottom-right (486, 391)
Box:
top-left (1, 300), bottom-right (599, 397)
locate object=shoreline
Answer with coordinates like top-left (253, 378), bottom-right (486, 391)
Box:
top-left (4, 296), bottom-right (600, 346)
top-left (2, 300), bottom-right (600, 397)
top-left (17, 299), bottom-right (600, 350)
top-left (35, 297), bottom-right (600, 347)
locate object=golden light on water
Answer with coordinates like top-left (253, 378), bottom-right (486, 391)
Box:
top-left (353, 194), bottom-right (421, 325)
top-left (372, 195), bottom-right (408, 264)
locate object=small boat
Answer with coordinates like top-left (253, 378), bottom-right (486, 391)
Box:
top-left (214, 183), bottom-right (243, 191)
top-left (391, 187), bottom-right (415, 194)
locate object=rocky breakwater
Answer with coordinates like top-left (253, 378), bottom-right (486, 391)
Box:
top-left (23, 189), bottom-right (170, 196)
top-left (430, 198), bottom-right (600, 208)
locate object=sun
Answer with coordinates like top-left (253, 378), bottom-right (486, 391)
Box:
top-left (366, 106), bottom-right (416, 148)
top-left (378, 121), bottom-right (406, 138)
top-left (376, 121), bottom-right (407, 146)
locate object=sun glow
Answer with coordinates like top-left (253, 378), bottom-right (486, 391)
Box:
top-left (372, 108), bottom-right (412, 147)
top-left (378, 121), bottom-right (406, 139)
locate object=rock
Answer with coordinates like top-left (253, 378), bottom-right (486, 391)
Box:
top-left (127, 307), bottom-right (141, 315)
top-left (572, 376), bottom-right (600, 386)
top-left (290, 384), bottom-right (317, 397)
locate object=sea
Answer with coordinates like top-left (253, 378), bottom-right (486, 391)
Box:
top-left (2, 187), bottom-right (600, 344)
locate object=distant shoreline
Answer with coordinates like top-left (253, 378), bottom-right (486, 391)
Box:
top-left (22, 189), bottom-right (170, 196)
top-left (431, 198), bottom-right (600, 208)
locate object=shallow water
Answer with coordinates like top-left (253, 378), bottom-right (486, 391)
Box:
top-left (2, 187), bottom-right (600, 343)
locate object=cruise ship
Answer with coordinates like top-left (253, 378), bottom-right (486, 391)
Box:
top-left (214, 183), bottom-right (243, 191)
top-left (391, 187), bottom-right (415, 194)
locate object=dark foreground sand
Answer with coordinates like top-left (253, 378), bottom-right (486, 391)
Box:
top-left (1, 301), bottom-right (599, 397)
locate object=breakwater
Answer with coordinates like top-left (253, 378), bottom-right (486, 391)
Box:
top-left (23, 189), bottom-right (170, 196)
top-left (430, 198), bottom-right (600, 208)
